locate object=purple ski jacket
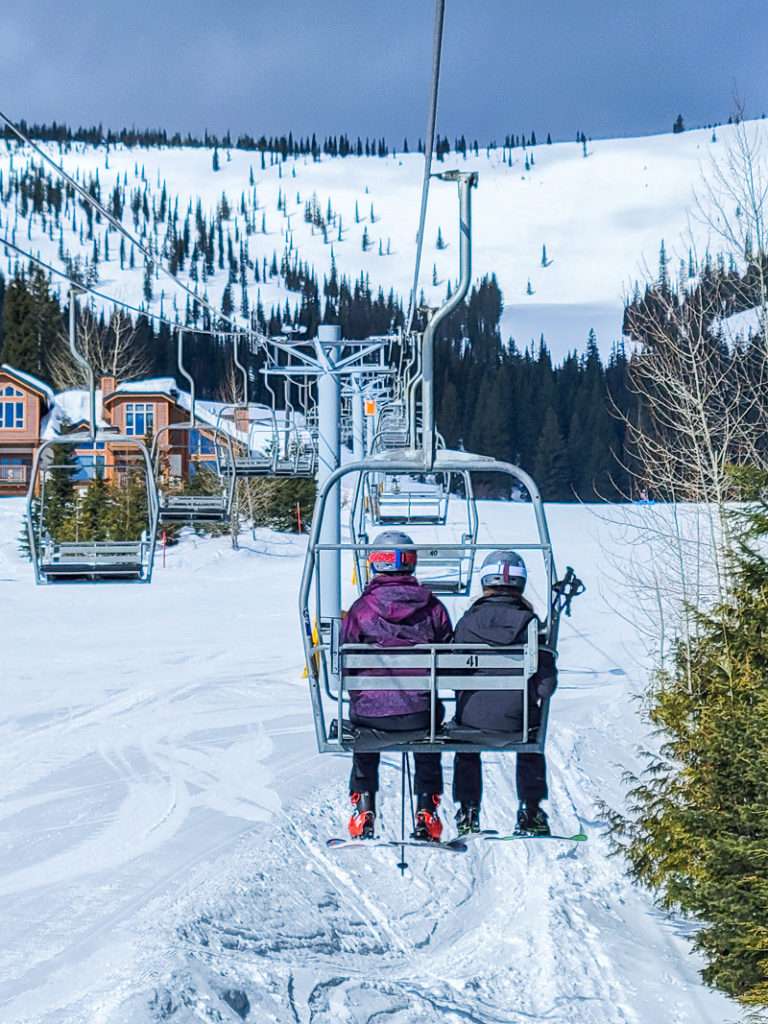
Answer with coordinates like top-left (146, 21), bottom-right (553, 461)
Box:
top-left (340, 574), bottom-right (452, 718)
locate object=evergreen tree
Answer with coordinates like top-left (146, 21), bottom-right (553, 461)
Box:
top-left (436, 375), bottom-right (460, 447)
top-left (658, 239), bottom-right (671, 295)
top-left (1, 273), bottom-right (39, 375)
top-left (533, 406), bottom-right (568, 499)
top-left (40, 441), bottom-right (78, 541)
top-left (77, 473), bottom-right (114, 541)
top-left (143, 260), bottom-right (153, 302)
top-left (672, 114), bottom-right (685, 133)
top-left (608, 485), bottom-right (768, 1006)
top-left (221, 283), bottom-right (233, 318)
top-left (111, 469), bottom-right (150, 540)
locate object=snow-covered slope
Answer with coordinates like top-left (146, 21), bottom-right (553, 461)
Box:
top-left (1, 122), bottom-right (755, 360)
top-left (0, 497), bottom-right (736, 1023)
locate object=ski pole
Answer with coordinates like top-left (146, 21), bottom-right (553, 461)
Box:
top-left (397, 753), bottom-right (409, 873)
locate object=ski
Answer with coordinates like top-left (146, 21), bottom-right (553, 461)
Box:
top-left (484, 831), bottom-right (588, 843)
top-left (452, 828), bottom-right (499, 843)
top-left (326, 837), bottom-right (467, 852)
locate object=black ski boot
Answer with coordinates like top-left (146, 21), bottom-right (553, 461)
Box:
top-left (412, 794), bottom-right (443, 842)
top-left (455, 803), bottom-right (481, 836)
top-left (514, 801), bottom-right (550, 836)
top-left (348, 792), bottom-right (376, 839)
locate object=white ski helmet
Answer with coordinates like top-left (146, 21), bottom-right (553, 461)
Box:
top-left (368, 531), bottom-right (417, 574)
top-left (479, 549), bottom-right (527, 591)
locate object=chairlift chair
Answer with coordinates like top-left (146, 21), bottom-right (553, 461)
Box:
top-left (300, 160), bottom-right (583, 768)
top-left (151, 420), bottom-right (236, 523)
top-left (28, 433), bottom-right (159, 584)
top-left (271, 410), bottom-right (318, 477)
top-left (150, 329), bottom-right (236, 524)
top-left (27, 288), bottom-right (160, 584)
top-left (213, 333), bottom-right (280, 479)
top-left (372, 400), bottom-right (410, 453)
top-left (300, 450), bottom-right (576, 757)
top-left (365, 471), bottom-right (452, 527)
top-left (351, 466), bottom-right (477, 594)
top-left (215, 404), bottom-right (280, 478)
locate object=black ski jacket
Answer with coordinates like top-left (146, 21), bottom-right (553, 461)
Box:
top-left (453, 592), bottom-right (557, 731)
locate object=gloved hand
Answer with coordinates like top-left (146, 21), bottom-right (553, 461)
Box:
top-left (536, 676), bottom-right (557, 699)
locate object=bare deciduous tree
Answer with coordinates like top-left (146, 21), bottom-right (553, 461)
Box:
top-left (603, 114), bottom-right (768, 664)
top-left (213, 356), bottom-right (246, 406)
top-left (693, 103), bottom-right (768, 345)
top-left (46, 306), bottom-right (152, 390)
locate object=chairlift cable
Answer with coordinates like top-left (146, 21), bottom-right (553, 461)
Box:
top-left (0, 234), bottom-right (235, 337)
top-left (405, 0), bottom-right (446, 337)
top-left (0, 108), bottom-right (266, 346)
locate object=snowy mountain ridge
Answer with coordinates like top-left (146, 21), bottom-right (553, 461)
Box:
top-left (2, 120), bottom-right (760, 360)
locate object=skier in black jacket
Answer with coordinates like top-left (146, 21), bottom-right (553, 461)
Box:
top-left (452, 550), bottom-right (556, 836)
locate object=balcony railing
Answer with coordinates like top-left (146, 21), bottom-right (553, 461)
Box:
top-left (0, 465), bottom-right (29, 484)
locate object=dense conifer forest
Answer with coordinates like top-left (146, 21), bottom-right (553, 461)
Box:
top-left (0, 265), bottom-right (638, 502)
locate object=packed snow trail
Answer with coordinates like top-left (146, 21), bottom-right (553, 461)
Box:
top-left (0, 498), bottom-right (735, 1023)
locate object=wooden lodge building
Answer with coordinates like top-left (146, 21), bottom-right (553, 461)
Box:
top-left (0, 364), bottom-right (233, 496)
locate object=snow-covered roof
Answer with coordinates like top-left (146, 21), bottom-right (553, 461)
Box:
top-left (39, 375), bottom-right (311, 453)
top-left (41, 389), bottom-right (108, 439)
top-left (112, 377), bottom-right (180, 397)
top-left (1, 364), bottom-right (55, 406)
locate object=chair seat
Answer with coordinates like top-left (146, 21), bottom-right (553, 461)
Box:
top-left (329, 718), bottom-right (534, 752)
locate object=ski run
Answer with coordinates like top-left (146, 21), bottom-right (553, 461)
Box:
top-left (0, 495), bottom-right (736, 1023)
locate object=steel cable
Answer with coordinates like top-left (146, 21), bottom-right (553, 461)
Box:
top-left (0, 108), bottom-right (265, 344)
top-left (405, 0), bottom-right (446, 337)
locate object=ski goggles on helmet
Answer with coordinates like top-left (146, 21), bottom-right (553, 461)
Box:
top-left (368, 548), bottom-right (418, 572)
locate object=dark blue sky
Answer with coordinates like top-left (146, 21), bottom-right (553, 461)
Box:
top-left (3, 1), bottom-right (767, 143)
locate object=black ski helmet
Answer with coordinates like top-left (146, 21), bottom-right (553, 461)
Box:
top-left (368, 530), bottom-right (417, 574)
top-left (479, 549), bottom-right (527, 591)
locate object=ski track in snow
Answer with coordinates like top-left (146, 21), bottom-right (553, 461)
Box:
top-left (0, 499), bottom-right (738, 1023)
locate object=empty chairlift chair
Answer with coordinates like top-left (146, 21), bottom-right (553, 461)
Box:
top-left (215, 405), bottom-right (280, 478)
top-left (372, 401), bottom-right (410, 453)
top-left (271, 411), bottom-right (318, 477)
top-left (369, 473), bottom-right (450, 526)
top-left (29, 436), bottom-right (159, 583)
top-left (351, 465), bottom-right (476, 595)
top-left (151, 420), bottom-right (235, 523)
top-left (26, 290), bottom-right (159, 584)
top-left (150, 330), bottom-right (236, 524)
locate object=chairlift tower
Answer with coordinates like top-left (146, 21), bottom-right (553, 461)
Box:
top-left (261, 325), bottom-right (393, 623)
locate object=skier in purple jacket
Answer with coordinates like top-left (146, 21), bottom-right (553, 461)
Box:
top-left (341, 531), bottom-right (452, 841)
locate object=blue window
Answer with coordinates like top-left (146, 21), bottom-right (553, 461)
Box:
top-left (0, 385), bottom-right (24, 429)
top-left (72, 441), bottom-right (106, 480)
top-left (125, 402), bottom-right (154, 436)
top-left (189, 429), bottom-right (215, 456)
